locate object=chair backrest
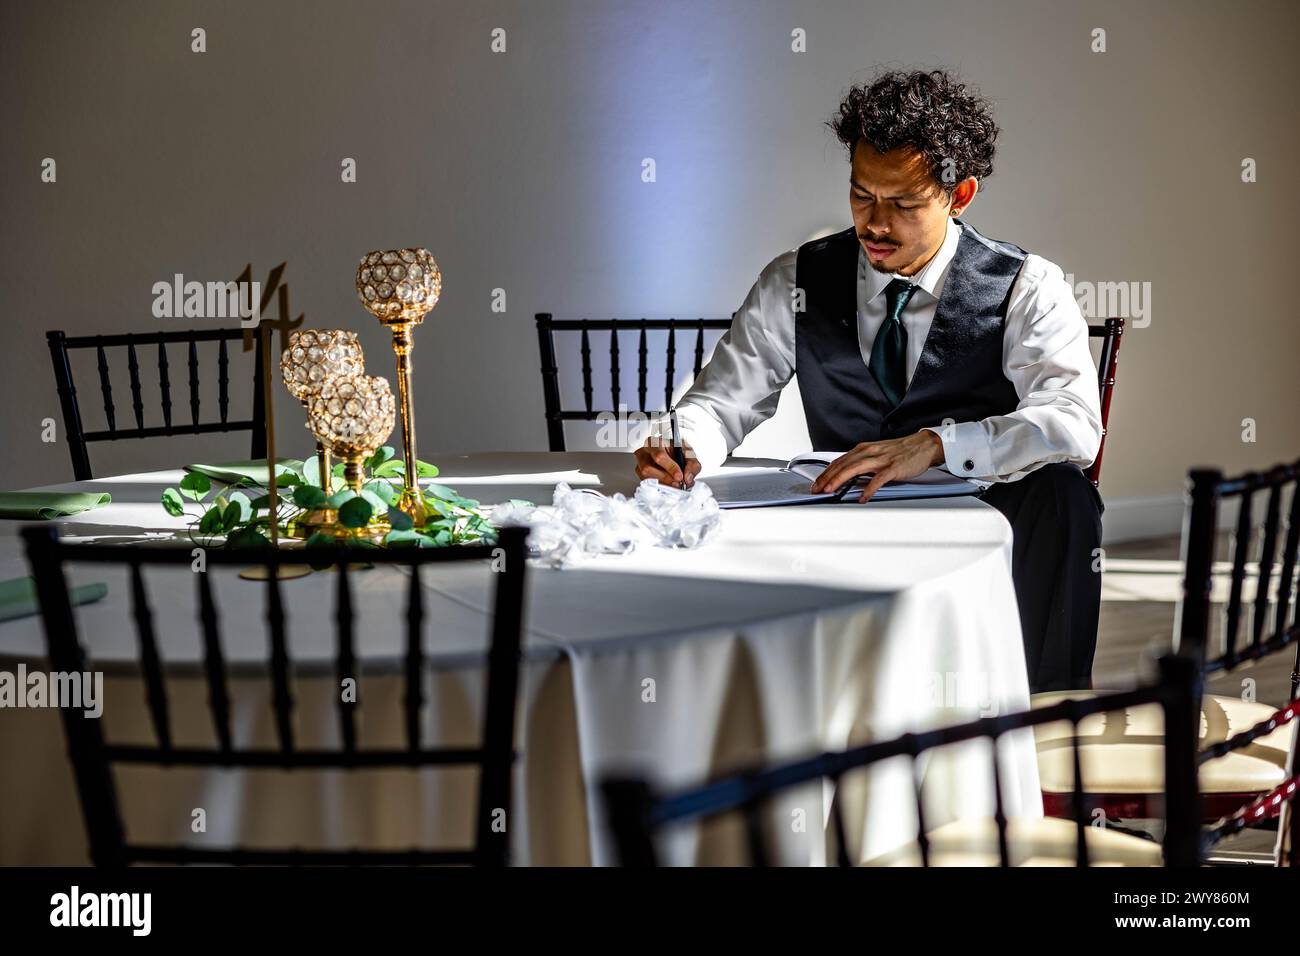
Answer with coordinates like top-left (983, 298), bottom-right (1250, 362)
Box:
top-left (1176, 459), bottom-right (1300, 691)
top-left (46, 328), bottom-right (268, 480)
top-left (1085, 318), bottom-right (1125, 488)
top-left (1174, 459), bottom-right (1300, 863)
top-left (535, 313), bottom-right (731, 452)
top-left (536, 313), bottom-right (1126, 479)
top-left (603, 655), bottom-right (1206, 867)
top-left (21, 525), bottom-right (529, 867)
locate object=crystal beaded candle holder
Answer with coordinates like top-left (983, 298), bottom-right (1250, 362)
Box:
top-left (281, 329), bottom-right (365, 402)
top-left (307, 374), bottom-right (397, 490)
top-left (356, 248), bottom-right (442, 525)
top-left (305, 373), bottom-right (397, 542)
top-left (357, 249), bottom-right (442, 323)
top-left (280, 328), bottom-right (365, 503)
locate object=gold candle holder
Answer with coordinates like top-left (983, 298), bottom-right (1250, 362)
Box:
top-left (280, 329), bottom-right (366, 537)
top-left (356, 249), bottom-right (442, 525)
top-left (306, 373), bottom-right (397, 543)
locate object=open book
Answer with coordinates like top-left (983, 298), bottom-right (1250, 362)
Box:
top-left (701, 451), bottom-right (984, 509)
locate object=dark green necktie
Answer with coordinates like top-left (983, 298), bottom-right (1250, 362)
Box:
top-left (869, 278), bottom-right (917, 409)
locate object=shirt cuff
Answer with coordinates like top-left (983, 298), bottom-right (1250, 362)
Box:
top-left (644, 405), bottom-right (729, 473)
top-left (922, 423), bottom-right (995, 481)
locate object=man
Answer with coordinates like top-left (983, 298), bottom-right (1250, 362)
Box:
top-left (633, 69), bottom-right (1104, 693)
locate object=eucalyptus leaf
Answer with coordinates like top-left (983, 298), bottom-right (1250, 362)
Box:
top-left (363, 480), bottom-right (399, 506)
top-left (179, 472), bottom-right (212, 503)
top-left (387, 507), bottom-right (414, 531)
top-left (360, 488), bottom-right (390, 515)
top-left (226, 526), bottom-right (270, 549)
top-left (293, 485), bottom-right (328, 509)
top-left (227, 491), bottom-right (253, 523)
top-left (327, 488), bottom-right (357, 509)
top-left (415, 460), bottom-right (440, 478)
top-left (372, 459), bottom-right (405, 478)
top-left (423, 482), bottom-right (458, 500)
top-left (303, 455), bottom-right (323, 489)
top-left (337, 496), bottom-right (373, 529)
top-left (221, 502), bottom-right (242, 532)
top-left (385, 529), bottom-right (436, 548)
top-left (365, 446), bottom-right (397, 470)
top-left (197, 505), bottom-right (225, 535)
top-left (161, 487), bottom-right (185, 517)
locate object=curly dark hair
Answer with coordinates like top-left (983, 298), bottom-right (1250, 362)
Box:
top-left (829, 69), bottom-right (998, 194)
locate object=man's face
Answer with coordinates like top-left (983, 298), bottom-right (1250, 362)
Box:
top-left (849, 143), bottom-right (954, 277)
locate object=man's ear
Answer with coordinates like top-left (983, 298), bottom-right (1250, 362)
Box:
top-left (948, 177), bottom-right (978, 216)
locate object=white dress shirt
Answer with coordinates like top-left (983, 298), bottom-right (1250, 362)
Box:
top-left (651, 218), bottom-right (1103, 482)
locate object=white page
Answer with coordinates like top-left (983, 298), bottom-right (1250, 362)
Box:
top-left (704, 451), bottom-right (982, 509)
top-left (788, 451), bottom-right (986, 494)
top-left (700, 468), bottom-right (849, 509)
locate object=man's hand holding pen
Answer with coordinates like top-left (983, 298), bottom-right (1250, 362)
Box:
top-left (634, 435), bottom-right (702, 489)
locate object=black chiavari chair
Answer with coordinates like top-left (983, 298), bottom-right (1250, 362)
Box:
top-left (1179, 461), bottom-right (1300, 696)
top-left (1034, 459), bottom-right (1300, 849)
top-left (1177, 461), bottom-right (1300, 862)
top-left (47, 328), bottom-right (267, 480)
top-left (1085, 317), bottom-right (1124, 488)
top-left (603, 655), bottom-right (1204, 867)
top-left (534, 313), bottom-right (1124, 475)
top-left (21, 525), bottom-right (529, 867)
top-left (535, 313), bottom-right (732, 452)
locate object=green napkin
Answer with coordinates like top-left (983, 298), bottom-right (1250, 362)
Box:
top-left (0, 576), bottom-right (108, 622)
top-left (0, 492), bottom-right (112, 520)
top-left (185, 458), bottom-right (303, 487)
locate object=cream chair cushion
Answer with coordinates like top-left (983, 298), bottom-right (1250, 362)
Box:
top-left (863, 816), bottom-right (1163, 867)
top-left (1030, 691), bottom-right (1295, 794)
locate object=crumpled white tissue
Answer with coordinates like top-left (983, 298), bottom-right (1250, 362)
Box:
top-left (490, 479), bottom-right (722, 567)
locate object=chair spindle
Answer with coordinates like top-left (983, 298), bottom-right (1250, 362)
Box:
top-left (334, 561), bottom-right (357, 753)
top-left (126, 342), bottom-right (144, 431)
top-left (157, 342), bottom-right (172, 431)
top-left (95, 342), bottom-right (116, 434)
top-left (195, 572), bottom-right (233, 754)
top-left (265, 568), bottom-right (295, 755)
top-left (404, 565), bottom-right (425, 751)
top-left (129, 563), bottom-right (172, 754)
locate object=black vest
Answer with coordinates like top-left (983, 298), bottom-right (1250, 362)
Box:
top-left (794, 220), bottom-right (1026, 450)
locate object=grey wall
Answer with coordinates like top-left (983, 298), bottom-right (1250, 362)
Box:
top-left (2, 0), bottom-right (1297, 499)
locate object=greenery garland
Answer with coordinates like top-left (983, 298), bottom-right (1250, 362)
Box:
top-left (160, 446), bottom-right (500, 550)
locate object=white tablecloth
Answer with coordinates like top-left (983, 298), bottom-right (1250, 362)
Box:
top-left (0, 452), bottom-right (1040, 864)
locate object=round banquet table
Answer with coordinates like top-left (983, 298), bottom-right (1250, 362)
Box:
top-left (0, 451), bottom-right (1041, 865)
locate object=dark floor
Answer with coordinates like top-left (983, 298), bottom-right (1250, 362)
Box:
top-left (1100, 533), bottom-right (1295, 702)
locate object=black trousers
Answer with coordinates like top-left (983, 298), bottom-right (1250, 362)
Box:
top-left (980, 463), bottom-right (1104, 694)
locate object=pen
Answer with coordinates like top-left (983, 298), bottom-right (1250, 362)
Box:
top-left (669, 405), bottom-right (687, 486)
